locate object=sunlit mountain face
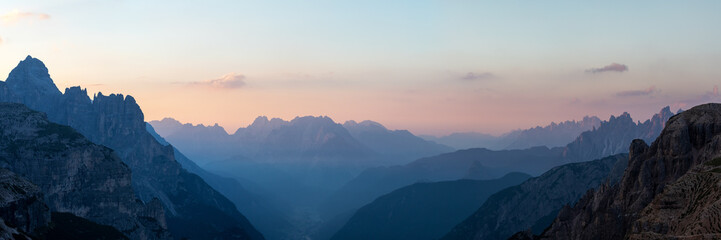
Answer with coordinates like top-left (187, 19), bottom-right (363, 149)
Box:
top-left (1, 1), bottom-right (720, 240)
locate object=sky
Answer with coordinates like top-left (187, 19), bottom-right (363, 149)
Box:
top-left (1, 1), bottom-right (720, 136)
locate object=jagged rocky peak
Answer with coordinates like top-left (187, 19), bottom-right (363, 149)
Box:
top-left (252, 116), bottom-right (270, 125)
top-left (247, 115), bottom-right (287, 128)
top-left (344, 120), bottom-right (388, 131)
top-left (343, 120), bottom-right (358, 127)
top-left (291, 115), bottom-right (336, 125)
top-left (64, 86), bottom-right (89, 98)
top-left (5, 55), bottom-right (61, 96)
top-left (91, 91), bottom-right (146, 132)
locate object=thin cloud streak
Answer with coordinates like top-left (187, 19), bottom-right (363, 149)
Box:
top-left (585, 63), bottom-right (628, 74)
top-left (461, 72), bottom-right (495, 81)
top-left (190, 73), bottom-right (246, 89)
top-left (0, 10), bottom-right (50, 26)
top-left (616, 86), bottom-right (657, 97)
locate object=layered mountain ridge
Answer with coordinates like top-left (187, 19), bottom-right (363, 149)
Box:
top-left (422, 116), bottom-right (602, 150)
top-left (330, 172), bottom-right (532, 240)
top-left (442, 154), bottom-right (628, 240)
top-left (324, 107), bottom-right (674, 228)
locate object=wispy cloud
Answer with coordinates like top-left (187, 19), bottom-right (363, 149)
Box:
top-left (1, 10), bottom-right (50, 26)
top-left (585, 63), bottom-right (628, 74)
top-left (461, 72), bottom-right (495, 81)
top-left (616, 86), bottom-right (657, 97)
top-left (190, 73), bottom-right (246, 89)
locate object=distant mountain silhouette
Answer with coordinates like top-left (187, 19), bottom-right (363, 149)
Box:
top-left (0, 56), bottom-right (263, 240)
top-left (150, 117), bottom-right (451, 166)
top-left (343, 120), bottom-right (454, 163)
top-left (422, 116), bottom-right (601, 150)
top-left (330, 173), bottom-right (531, 240)
top-left (562, 107), bottom-right (674, 161)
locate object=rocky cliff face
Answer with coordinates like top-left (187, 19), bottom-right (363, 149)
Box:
top-left (0, 103), bottom-right (168, 240)
top-left (441, 154), bottom-right (627, 240)
top-left (0, 168), bottom-right (50, 239)
top-left (539, 103), bottom-right (721, 239)
top-left (0, 56), bottom-right (263, 240)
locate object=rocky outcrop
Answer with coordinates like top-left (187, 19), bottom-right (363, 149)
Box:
top-left (0, 168), bottom-right (49, 239)
top-left (0, 56), bottom-right (263, 239)
top-left (539, 103), bottom-right (721, 239)
top-left (0, 103), bottom-right (168, 239)
top-left (441, 154), bottom-right (627, 240)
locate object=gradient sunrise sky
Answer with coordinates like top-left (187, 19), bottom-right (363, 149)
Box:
top-left (1, 1), bottom-right (720, 135)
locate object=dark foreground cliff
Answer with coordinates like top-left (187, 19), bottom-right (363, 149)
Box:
top-left (0, 103), bottom-right (168, 239)
top-left (0, 167), bottom-right (49, 239)
top-left (538, 103), bottom-right (721, 239)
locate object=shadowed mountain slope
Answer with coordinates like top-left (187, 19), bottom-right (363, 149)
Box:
top-left (442, 154), bottom-right (628, 240)
top-left (331, 172), bottom-right (531, 240)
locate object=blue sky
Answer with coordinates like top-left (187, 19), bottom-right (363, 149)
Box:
top-left (1, 1), bottom-right (720, 135)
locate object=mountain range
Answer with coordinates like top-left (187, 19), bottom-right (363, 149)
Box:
top-left (321, 107), bottom-right (674, 228)
top-left (421, 116), bottom-right (602, 150)
top-left (150, 117), bottom-right (453, 167)
top-left (0, 55), bottom-right (713, 240)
